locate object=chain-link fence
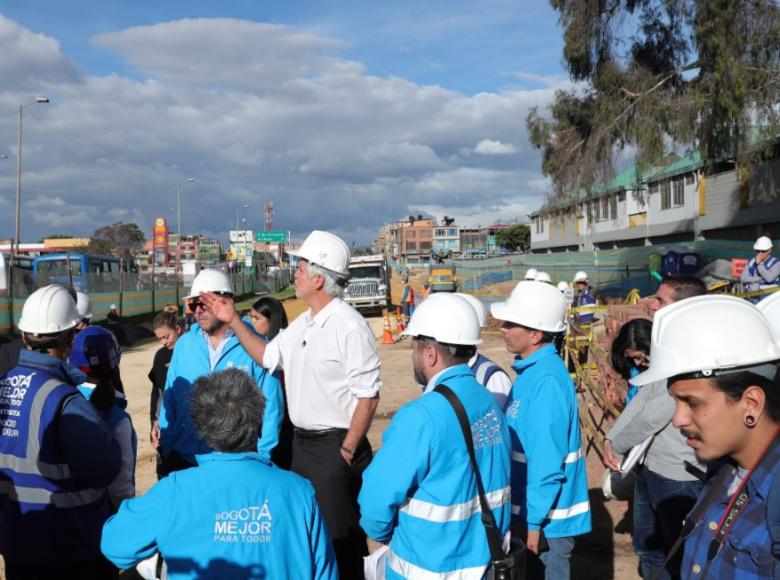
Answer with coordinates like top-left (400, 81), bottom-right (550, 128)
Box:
top-left (0, 265), bottom-right (293, 335)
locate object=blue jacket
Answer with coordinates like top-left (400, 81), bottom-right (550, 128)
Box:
top-left (359, 365), bottom-right (512, 579)
top-left (0, 350), bottom-right (120, 564)
top-left (505, 344), bottom-right (591, 538)
top-left (102, 452), bottom-right (337, 579)
top-left (159, 322), bottom-right (283, 463)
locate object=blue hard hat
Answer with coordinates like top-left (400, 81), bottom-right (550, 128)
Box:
top-left (70, 326), bottom-right (121, 374)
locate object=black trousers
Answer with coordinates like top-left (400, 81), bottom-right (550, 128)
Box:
top-left (292, 431), bottom-right (372, 580)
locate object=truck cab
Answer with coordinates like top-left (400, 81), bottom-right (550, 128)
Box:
top-left (344, 255), bottom-right (390, 313)
top-left (428, 263), bottom-right (458, 293)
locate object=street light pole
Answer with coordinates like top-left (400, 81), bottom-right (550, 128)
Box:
top-left (14, 96), bottom-right (49, 257)
top-left (175, 177), bottom-right (196, 306)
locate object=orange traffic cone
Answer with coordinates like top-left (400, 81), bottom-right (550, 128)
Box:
top-left (382, 310), bottom-right (394, 344)
top-left (395, 307), bottom-right (405, 332)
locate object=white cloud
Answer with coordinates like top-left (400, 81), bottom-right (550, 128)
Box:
top-left (0, 16), bottom-right (559, 244)
top-left (474, 139), bottom-right (518, 155)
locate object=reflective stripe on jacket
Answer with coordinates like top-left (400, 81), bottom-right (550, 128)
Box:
top-left (505, 344), bottom-right (591, 538)
top-left (0, 361), bottom-right (113, 563)
top-left (359, 364), bottom-right (512, 578)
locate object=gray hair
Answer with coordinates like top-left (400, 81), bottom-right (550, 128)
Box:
top-left (307, 263), bottom-right (345, 298)
top-left (190, 369), bottom-right (264, 453)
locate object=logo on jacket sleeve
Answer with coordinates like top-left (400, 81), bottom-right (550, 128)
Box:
top-left (505, 400), bottom-right (520, 419)
top-left (213, 500), bottom-right (273, 544)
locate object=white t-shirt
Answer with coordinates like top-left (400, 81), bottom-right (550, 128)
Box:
top-left (263, 298), bottom-right (382, 430)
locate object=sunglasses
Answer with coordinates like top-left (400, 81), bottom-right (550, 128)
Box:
top-left (186, 292), bottom-right (233, 313)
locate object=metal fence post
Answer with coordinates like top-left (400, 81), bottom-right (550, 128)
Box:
top-left (119, 257), bottom-right (124, 316)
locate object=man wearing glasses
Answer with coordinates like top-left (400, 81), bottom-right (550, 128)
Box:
top-left (158, 269), bottom-right (283, 476)
top-left (740, 235), bottom-right (780, 298)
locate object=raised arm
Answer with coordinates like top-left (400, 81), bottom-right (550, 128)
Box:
top-left (200, 291), bottom-right (268, 366)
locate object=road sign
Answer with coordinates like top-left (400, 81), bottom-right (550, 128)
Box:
top-left (256, 230), bottom-right (287, 243)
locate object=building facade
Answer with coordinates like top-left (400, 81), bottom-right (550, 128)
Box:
top-left (530, 150), bottom-right (780, 253)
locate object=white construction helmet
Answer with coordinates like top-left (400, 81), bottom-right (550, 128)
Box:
top-left (754, 236), bottom-right (773, 252)
top-left (535, 271), bottom-right (552, 284)
top-left (757, 292), bottom-right (780, 335)
top-left (403, 293), bottom-right (482, 345)
top-left (574, 271), bottom-right (588, 283)
top-left (557, 281), bottom-right (570, 292)
top-left (524, 268), bottom-right (538, 280)
top-left (185, 269), bottom-right (233, 299)
top-left (455, 292), bottom-right (486, 328)
top-left (18, 284), bottom-right (81, 335)
top-left (491, 280), bottom-right (567, 333)
top-left (289, 230), bottom-right (350, 278)
top-left (76, 292), bottom-right (93, 320)
top-left (633, 295), bottom-right (780, 387)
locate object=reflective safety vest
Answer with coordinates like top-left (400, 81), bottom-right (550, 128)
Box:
top-left (469, 353), bottom-right (502, 387)
top-left (0, 367), bottom-right (109, 563)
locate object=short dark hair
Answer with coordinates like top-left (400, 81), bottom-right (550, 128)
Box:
top-left (661, 275), bottom-right (707, 301)
top-left (709, 366), bottom-right (780, 423)
top-left (610, 318), bottom-right (652, 379)
top-left (413, 336), bottom-right (475, 365)
top-left (190, 369), bottom-right (264, 453)
top-left (250, 297), bottom-right (289, 340)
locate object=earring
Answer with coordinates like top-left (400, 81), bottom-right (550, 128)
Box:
top-left (744, 415), bottom-right (756, 427)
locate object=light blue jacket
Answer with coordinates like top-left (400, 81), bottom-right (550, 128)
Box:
top-left (505, 344), bottom-right (591, 538)
top-left (159, 322), bottom-right (283, 463)
top-left (359, 365), bottom-right (512, 579)
top-left (101, 452), bottom-right (337, 579)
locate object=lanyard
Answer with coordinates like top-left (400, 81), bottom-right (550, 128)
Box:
top-left (706, 426), bottom-right (780, 563)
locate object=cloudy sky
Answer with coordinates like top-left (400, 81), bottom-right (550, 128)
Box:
top-left (0, 0), bottom-right (569, 246)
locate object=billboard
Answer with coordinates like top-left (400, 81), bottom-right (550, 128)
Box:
top-left (152, 218), bottom-right (169, 266)
top-left (229, 230), bottom-right (254, 243)
top-left (256, 230), bottom-right (287, 243)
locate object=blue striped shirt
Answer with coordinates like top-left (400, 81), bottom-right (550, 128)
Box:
top-left (681, 441), bottom-right (780, 579)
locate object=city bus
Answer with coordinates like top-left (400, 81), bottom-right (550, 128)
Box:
top-left (33, 253), bottom-right (126, 292)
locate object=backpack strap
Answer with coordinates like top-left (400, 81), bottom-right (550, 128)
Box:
top-left (768, 470), bottom-right (780, 559)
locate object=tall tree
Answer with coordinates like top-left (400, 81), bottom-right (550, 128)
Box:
top-left (527, 0), bottom-right (780, 200)
top-left (495, 224), bottom-right (531, 252)
top-left (88, 222), bottom-right (146, 262)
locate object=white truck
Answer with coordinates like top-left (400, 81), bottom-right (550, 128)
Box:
top-left (344, 255), bottom-right (390, 313)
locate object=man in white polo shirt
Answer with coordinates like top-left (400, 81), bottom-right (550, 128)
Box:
top-left (202, 230), bottom-right (381, 579)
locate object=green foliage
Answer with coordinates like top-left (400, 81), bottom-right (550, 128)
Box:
top-left (88, 222), bottom-right (146, 262)
top-left (494, 224), bottom-right (531, 252)
top-left (529, 0), bottom-right (780, 200)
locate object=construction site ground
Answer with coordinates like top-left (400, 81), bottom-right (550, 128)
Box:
top-left (1, 274), bottom-right (641, 579)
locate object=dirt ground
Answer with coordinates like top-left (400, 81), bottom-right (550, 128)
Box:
top-left (1, 282), bottom-right (640, 579)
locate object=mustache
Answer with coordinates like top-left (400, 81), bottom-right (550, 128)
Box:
top-left (680, 429), bottom-right (701, 441)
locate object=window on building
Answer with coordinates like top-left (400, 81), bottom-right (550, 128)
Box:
top-left (447, 228), bottom-right (457, 236)
top-left (649, 182), bottom-right (659, 194)
top-left (419, 241), bottom-right (432, 250)
top-left (601, 197), bottom-right (610, 221)
top-left (610, 194), bottom-right (618, 220)
top-left (684, 172), bottom-right (695, 185)
top-left (406, 242), bottom-right (417, 251)
top-left (661, 180), bottom-right (672, 210)
top-left (673, 176), bottom-right (684, 207)
top-left (419, 230), bottom-right (432, 238)
top-left (594, 199), bottom-right (601, 222)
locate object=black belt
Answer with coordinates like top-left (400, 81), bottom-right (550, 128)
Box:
top-left (293, 427), bottom-right (347, 440)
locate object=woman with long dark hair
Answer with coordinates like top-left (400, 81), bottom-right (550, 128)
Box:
top-left (249, 297), bottom-right (293, 469)
top-left (610, 318), bottom-right (652, 405)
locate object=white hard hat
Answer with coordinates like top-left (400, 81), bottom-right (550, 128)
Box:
top-left (557, 281), bottom-right (570, 292)
top-left (403, 293), bottom-right (482, 345)
top-left (754, 236), bottom-right (773, 252)
top-left (524, 268), bottom-right (538, 280)
top-left (185, 269), bottom-right (233, 299)
top-left (76, 292), bottom-right (93, 320)
top-left (18, 284), bottom-right (81, 335)
top-left (757, 292), bottom-right (780, 336)
top-left (455, 292), bottom-right (486, 328)
top-left (633, 295), bottom-right (780, 386)
top-left (109, 304), bottom-right (117, 310)
top-left (491, 281), bottom-right (567, 333)
top-left (535, 271), bottom-right (552, 284)
top-left (289, 230), bottom-right (350, 278)
top-left (574, 271), bottom-right (588, 283)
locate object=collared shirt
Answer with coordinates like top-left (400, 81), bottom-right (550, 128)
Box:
top-left (263, 298), bottom-right (382, 430)
top-left (201, 327), bottom-right (234, 370)
top-left (681, 441), bottom-right (780, 579)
